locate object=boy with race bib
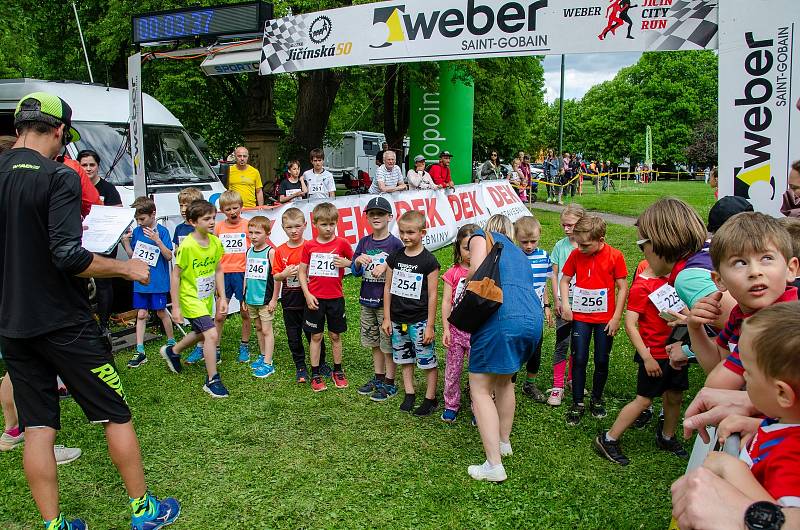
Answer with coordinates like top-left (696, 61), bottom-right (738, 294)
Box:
top-left (352, 197), bottom-right (404, 402)
top-left (559, 214), bottom-right (628, 426)
top-left (299, 202), bottom-right (354, 392)
top-left (161, 200), bottom-right (229, 398)
top-left (381, 210), bottom-right (441, 416)
top-left (121, 196), bottom-right (175, 368)
top-left (244, 216), bottom-right (278, 379)
top-left (302, 148), bottom-right (336, 200)
top-left (211, 190), bottom-right (252, 364)
top-left (593, 260), bottom-right (689, 465)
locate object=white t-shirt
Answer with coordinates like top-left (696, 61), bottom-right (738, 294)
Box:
top-left (303, 169), bottom-right (336, 199)
top-left (369, 164), bottom-right (405, 194)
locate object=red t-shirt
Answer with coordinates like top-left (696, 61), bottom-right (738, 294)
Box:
top-left (721, 287), bottom-right (798, 375)
top-left (626, 273), bottom-right (672, 359)
top-left (62, 157), bottom-right (101, 219)
top-left (429, 163), bottom-right (452, 186)
top-left (273, 241), bottom-right (305, 309)
top-left (561, 243), bottom-right (627, 323)
top-left (744, 419), bottom-right (800, 507)
top-left (215, 218), bottom-right (251, 273)
top-left (301, 237), bottom-right (354, 299)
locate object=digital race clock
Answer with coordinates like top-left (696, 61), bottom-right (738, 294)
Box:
top-left (132, 2), bottom-right (272, 44)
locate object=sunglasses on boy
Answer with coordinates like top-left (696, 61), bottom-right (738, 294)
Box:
top-left (636, 238), bottom-right (649, 251)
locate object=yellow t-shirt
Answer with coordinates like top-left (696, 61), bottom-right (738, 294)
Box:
top-left (227, 165), bottom-right (263, 207)
top-left (175, 234), bottom-right (224, 318)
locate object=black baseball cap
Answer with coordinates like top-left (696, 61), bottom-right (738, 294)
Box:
top-left (707, 196), bottom-right (754, 233)
top-left (365, 196), bottom-right (392, 214)
top-left (440, 150), bottom-right (453, 158)
top-left (14, 92), bottom-right (80, 143)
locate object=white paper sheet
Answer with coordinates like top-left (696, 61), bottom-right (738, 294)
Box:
top-left (81, 206), bottom-right (135, 254)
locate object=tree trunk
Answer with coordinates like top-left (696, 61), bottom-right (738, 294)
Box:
top-left (383, 65), bottom-right (410, 164)
top-left (286, 69), bottom-right (343, 170)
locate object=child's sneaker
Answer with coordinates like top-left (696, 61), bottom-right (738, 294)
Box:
top-left (45, 517), bottom-right (87, 530)
top-left (237, 343), bottom-right (250, 363)
top-left (250, 355), bottom-right (265, 370)
top-left (357, 378), bottom-right (378, 396)
top-left (467, 460), bottom-right (507, 482)
top-left (566, 403), bottom-right (585, 426)
top-left (332, 371), bottom-right (348, 389)
top-left (593, 432), bottom-right (630, 466)
top-left (441, 408), bottom-right (458, 423)
top-left (547, 388), bottom-right (564, 406)
top-left (400, 393), bottom-right (416, 412)
top-left (295, 367), bottom-right (309, 384)
top-left (0, 427), bottom-right (23, 451)
top-left (655, 431), bottom-right (689, 459)
top-left (54, 445), bottom-right (82, 465)
top-left (413, 398), bottom-right (438, 417)
top-left (311, 375), bottom-right (327, 392)
top-left (131, 494), bottom-right (181, 530)
top-left (319, 363), bottom-right (333, 378)
top-left (159, 346), bottom-right (182, 374)
top-left (522, 381), bottom-right (546, 402)
top-left (499, 441), bottom-right (513, 457)
top-left (252, 363), bottom-right (275, 379)
top-left (203, 374), bottom-right (229, 398)
top-left (127, 351), bottom-right (147, 368)
top-left (185, 345), bottom-right (204, 364)
top-left (589, 399), bottom-right (607, 418)
top-left (632, 407), bottom-right (653, 429)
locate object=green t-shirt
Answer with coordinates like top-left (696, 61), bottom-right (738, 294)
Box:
top-left (551, 236), bottom-right (577, 302)
top-left (175, 233), bottom-right (224, 318)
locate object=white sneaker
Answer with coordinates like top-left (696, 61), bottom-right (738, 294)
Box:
top-left (0, 430), bottom-right (24, 451)
top-left (500, 441), bottom-right (513, 457)
top-left (468, 460), bottom-right (507, 482)
top-left (547, 388), bottom-right (564, 406)
top-left (54, 445), bottom-right (81, 465)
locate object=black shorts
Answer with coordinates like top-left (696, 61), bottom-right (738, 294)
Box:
top-left (303, 297), bottom-right (347, 335)
top-left (635, 358), bottom-right (689, 399)
top-left (1, 321), bottom-right (131, 430)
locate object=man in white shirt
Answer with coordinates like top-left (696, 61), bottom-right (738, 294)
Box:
top-left (302, 148), bottom-right (337, 200)
top-left (369, 150), bottom-right (407, 194)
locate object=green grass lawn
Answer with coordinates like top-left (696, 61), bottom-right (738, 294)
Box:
top-left (0, 210), bottom-right (705, 529)
top-left (534, 177), bottom-right (717, 221)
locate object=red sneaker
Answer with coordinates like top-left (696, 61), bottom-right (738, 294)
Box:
top-left (311, 375), bottom-right (327, 392)
top-left (332, 371), bottom-right (349, 389)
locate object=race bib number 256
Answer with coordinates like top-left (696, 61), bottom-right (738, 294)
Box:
top-left (571, 287), bottom-right (608, 313)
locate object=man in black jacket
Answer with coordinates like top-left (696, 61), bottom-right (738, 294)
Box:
top-left (0, 92), bottom-right (180, 530)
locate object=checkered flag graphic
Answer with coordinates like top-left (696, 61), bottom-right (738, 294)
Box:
top-left (260, 16), bottom-right (308, 74)
top-left (646, 0), bottom-right (718, 51)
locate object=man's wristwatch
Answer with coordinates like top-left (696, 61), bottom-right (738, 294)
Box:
top-left (745, 501), bottom-right (785, 530)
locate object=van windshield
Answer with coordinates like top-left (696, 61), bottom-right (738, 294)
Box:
top-left (73, 122), bottom-right (218, 186)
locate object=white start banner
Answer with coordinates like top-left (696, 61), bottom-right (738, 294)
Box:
top-left (260, 0), bottom-right (719, 74)
top-left (717, 0), bottom-right (800, 216)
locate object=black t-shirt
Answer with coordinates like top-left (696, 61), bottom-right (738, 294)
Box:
top-left (0, 148), bottom-right (94, 338)
top-left (95, 178), bottom-right (122, 206)
top-left (278, 179), bottom-right (304, 201)
top-left (386, 247), bottom-right (440, 324)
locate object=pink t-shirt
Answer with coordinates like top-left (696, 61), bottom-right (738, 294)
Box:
top-left (442, 264), bottom-right (470, 304)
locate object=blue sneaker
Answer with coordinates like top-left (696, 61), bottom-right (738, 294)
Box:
top-left (203, 374), bottom-right (229, 398)
top-left (185, 345), bottom-right (203, 364)
top-left (237, 343), bottom-right (250, 363)
top-left (159, 346), bottom-right (182, 374)
top-left (295, 367), bottom-right (309, 383)
top-left (253, 363), bottom-right (275, 379)
top-left (45, 518), bottom-right (87, 530)
top-left (441, 408), bottom-right (458, 423)
top-left (370, 383), bottom-right (398, 402)
top-left (131, 495), bottom-right (181, 530)
top-left (250, 355), bottom-right (265, 369)
top-left (127, 351), bottom-right (147, 368)
top-left (319, 363), bottom-right (333, 378)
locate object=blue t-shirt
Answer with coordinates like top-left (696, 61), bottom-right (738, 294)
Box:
top-left (131, 224), bottom-right (173, 294)
top-left (352, 233), bottom-right (404, 308)
top-left (525, 248), bottom-right (552, 306)
top-left (173, 222), bottom-right (195, 248)
top-left (244, 246), bottom-right (274, 306)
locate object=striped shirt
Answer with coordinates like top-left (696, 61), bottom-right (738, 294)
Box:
top-left (369, 164), bottom-right (405, 194)
top-left (525, 248), bottom-right (551, 307)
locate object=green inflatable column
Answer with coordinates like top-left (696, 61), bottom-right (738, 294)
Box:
top-left (408, 62), bottom-right (474, 184)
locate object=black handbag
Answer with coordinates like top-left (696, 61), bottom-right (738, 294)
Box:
top-left (447, 232), bottom-right (503, 333)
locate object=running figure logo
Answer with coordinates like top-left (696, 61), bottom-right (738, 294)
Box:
top-left (599, 0), bottom-right (637, 41)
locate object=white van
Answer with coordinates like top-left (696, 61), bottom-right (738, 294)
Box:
top-left (0, 79), bottom-right (226, 216)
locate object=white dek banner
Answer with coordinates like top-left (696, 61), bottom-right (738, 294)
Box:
top-left (260, 0), bottom-right (719, 74)
top-left (717, 0), bottom-right (800, 216)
